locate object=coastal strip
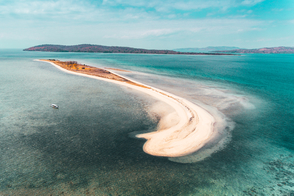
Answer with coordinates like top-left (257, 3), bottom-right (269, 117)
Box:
top-left (38, 59), bottom-right (215, 157)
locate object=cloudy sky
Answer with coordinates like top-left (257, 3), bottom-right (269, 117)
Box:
top-left (0, 0), bottom-right (293, 49)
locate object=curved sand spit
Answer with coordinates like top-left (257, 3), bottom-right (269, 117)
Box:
top-left (38, 59), bottom-right (215, 157)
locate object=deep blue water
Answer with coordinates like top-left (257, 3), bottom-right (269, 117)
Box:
top-left (0, 50), bottom-right (293, 195)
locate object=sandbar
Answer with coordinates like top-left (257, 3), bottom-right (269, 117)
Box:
top-left (38, 59), bottom-right (215, 157)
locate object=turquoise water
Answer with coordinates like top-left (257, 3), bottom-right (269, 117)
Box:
top-left (0, 50), bottom-right (293, 195)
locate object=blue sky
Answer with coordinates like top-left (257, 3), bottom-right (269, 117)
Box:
top-left (0, 0), bottom-right (293, 49)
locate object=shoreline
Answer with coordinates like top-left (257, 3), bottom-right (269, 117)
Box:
top-left (38, 59), bottom-right (216, 157)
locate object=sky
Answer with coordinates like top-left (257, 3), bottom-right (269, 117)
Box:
top-left (0, 0), bottom-right (293, 49)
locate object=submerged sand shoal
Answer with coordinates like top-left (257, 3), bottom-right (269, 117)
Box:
top-left (38, 59), bottom-right (215, 157)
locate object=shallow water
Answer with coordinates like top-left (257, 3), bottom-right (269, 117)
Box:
top-left (0, 50), bottom-right (293, 195)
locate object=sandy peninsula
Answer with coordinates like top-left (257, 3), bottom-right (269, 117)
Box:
top-left (39, 59), bottom-right (215, 157)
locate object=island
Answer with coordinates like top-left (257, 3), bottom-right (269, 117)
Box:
top-left (38, 59), bottom-right (216, 157)
top-left (214, 46), bottom-right (294, 54)
top-left (174, 46), bottom-right (241, 53)
top-left (24, 44), bottom-right (234, 55)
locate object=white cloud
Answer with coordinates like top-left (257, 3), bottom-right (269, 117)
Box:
top-left (99, 18), bottom-right (263, 40)
top-left (0, 0), bottom-right (157, 22)
top-left (104, 28), bottom-right (177, 39)
top-left (101, 0), bottom-right (265, 11)
top-left (0, 0), bottom-right (292, 49)
top-left (272, 8), bottom-right (284, 12)
top-left (241, 0), bottom-right (264, 6)
top-left (0, 0), bottom-right (94, 18)
top-left (0, 0), bottom-right (265, 18)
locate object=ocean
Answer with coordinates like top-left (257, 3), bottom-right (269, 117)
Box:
top-left (0, 50), bottom-right (293, 195)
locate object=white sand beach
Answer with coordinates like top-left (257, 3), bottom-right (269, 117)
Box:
top-left (38, 59), bottom-right (216, 157)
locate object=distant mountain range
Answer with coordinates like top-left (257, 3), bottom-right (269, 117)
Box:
top-left (24, 45), bottom-right (293, 55)
top-left (213, 46), bottom-right (294, 54)
top-left (174, 46), bottom-right (241, 53)
top-left (23, 44), bottom-right (231, 55)
top-left (175, 46), bottom-right (294, 54)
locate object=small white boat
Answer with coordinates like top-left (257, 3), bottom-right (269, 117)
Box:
top-left (51, 104), bottom-right (59, 109)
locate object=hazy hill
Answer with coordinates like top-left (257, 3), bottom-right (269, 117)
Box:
top-left (23, 44), bottom-right (231, 55)
top-left (174, 46), bottom-right (240, 53)
top-left (214, 46), bottom-right (294, 54)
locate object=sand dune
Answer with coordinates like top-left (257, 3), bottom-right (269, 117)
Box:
top-left (38, 59), bottom-right (215, 157)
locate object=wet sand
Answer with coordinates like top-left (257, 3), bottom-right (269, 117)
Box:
top-left (38, 59), bottom-right (215, 157)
